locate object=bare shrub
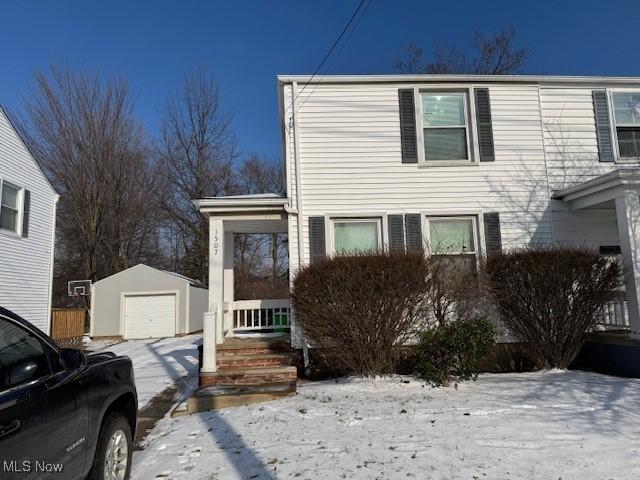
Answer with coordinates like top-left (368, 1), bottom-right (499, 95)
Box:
top-left (291, 251), bottom-right (429, 376)
top-left (485, 246), bottom-right (621, 369)
top-left (423, 255), bottom-right (489, 327)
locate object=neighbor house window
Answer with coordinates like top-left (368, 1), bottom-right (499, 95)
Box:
top-left (427, 217), bottom-right (477, 272)
top-left (332, 218), bottom-right (381, 255)
top-left (0, 180), bottom-right (21, 234)
top-left (420, 92), bottom-right (471, 162)
top-left (612, 92), bottom-right (640, 159)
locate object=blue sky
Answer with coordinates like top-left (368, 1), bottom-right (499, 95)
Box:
top-left (1, 0), bottom-right (639, 158)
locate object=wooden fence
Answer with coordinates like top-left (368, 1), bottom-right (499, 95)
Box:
top-left (51, 308), bottom-right (87, 343)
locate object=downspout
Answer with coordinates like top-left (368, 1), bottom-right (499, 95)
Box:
top-left (291, 81), bottom-right (304, 273)
top-left (291, 81), bottom-right (310, 370)
top-left (536, 84), bottom-right (555, 244)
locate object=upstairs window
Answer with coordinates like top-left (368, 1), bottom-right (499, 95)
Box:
top-left (0, 181), bottom-right (21, 234)
top-left (420, 92), bottom-right (471, 162)
top-left (332, 218), bottom-right (381, 255)
top-left (612, 92), bottom-right (640, 160)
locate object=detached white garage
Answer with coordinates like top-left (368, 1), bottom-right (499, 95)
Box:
top-left (90, 264), bottom-right (208, 339)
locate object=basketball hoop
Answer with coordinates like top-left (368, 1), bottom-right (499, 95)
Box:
top-left (68, 280), bottom-right (92, 298)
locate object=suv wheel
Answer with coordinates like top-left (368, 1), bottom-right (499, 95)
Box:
top-left (89, 413), bottom-right (133, 480)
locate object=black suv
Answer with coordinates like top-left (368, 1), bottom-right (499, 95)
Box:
top-left (0, 307), bottom-right (137, 480)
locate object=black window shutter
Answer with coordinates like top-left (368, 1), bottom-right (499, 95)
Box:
top-left (308, 216), bottom-right (326, 262)
top-left (388, 215), bottom-right (405, 251)
top-left (592, 90), bottom-right (614, 162)
top-left (483, 212), bottom-right (502, 256)
top-left (398, 89), bottom-right (418, 164)
top-left (404, 214), bottom-right (422, 252)
top-left (21, 189), bottom-right (31, 238)
top-left (474, 88), bottom-right (495, 162)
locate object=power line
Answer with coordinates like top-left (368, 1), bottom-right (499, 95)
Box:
top-left (295, 0), bottom-right (371, 102)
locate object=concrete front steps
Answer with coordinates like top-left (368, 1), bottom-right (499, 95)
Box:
top-left (187, 383), bottom-right (296, 411)
top-left (186, 336), bottom-right (298, 414)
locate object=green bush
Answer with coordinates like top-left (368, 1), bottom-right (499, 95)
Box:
top-left (416, 317), bottom-right (496, 387)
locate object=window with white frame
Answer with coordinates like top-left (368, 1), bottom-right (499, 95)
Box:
top-left (420, 92), bottom-right (472, 162)
top-left (612, 91), bottom-right (640, 160)
top-left (0, 180), bottom-right (21, 234)
top-left (332, 218), bottom-right (381, 255)
top-left (426, 216), bottom-right (478, 272)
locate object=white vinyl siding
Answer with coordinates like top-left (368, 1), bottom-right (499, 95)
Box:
top-left (553, 207), bottom-right (619, 249)
top-left (0, 109), bottom-right (57, 333)
top-left (540, 87), bottom-right (624, 191)
top-left (287, 82), bottom-right (552, 264)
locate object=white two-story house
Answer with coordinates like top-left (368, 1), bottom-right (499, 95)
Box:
top-left (0, 107), bottom-right (58, 333)
top-left (194, 74), bottom-right (640, 377)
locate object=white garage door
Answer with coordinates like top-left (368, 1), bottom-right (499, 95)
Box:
top-left (124, 294), bottom-right (176, 339)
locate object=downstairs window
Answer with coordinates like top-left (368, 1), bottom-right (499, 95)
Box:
top-left (332, 218), bottom-right (381, 255)
top-left (426, 216), bottom-right (478, 273)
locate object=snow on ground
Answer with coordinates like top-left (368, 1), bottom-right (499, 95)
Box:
top-left (132, 370), bottom-right (640, 480)
top-left (87, 335), bottom-right (201, 408)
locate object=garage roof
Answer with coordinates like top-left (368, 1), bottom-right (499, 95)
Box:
top-left (93, 264), bottom-right (206, 288)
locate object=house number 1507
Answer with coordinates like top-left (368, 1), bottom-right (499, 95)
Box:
top-left (213, 229), bottom-right (219, 256)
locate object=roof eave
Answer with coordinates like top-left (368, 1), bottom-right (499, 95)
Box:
top-left (192, 197), bottom-right (289, 215)
top-left (553, 169), bottom-right (640, 201)
top-left (277, 74), bottom-right (640, 86)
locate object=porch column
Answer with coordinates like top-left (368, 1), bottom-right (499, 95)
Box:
top-left (209, 216), bottom-right (225, 345)
top-left (615, 190), bottom-right (640, 338)
top-left (223, 231), bottom-right (235, 336)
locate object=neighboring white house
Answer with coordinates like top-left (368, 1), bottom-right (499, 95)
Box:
top-left (0, 106), bottom-right (57, 333)
top-left (193, 74), bottom-right (640, 374)
top-left (90, 264), bottom-right (207, 339)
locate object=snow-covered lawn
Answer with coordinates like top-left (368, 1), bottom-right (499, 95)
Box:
top-left (88, 335), bottom-right (201, 408)
top-left (132, 370), bottom-right (640, 480)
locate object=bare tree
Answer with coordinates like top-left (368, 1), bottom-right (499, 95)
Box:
top-left (156, 67), bottom-right (238, 284)
top-left (392, 43), bottom-right (425, 74)
top-left (19, 65), bottom-right (159, 305)
top-left (234, 154), bottom-right (288, 299)
top-left (394, 27), bottom-right (530, 75)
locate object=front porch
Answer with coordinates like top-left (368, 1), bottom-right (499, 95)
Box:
top-left (554, 169), bottom-right (640, 340)
top-left (191, 194), bottom-right (297, 398)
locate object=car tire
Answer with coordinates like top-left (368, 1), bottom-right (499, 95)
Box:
top-left (87, 413), bottom-right (133, 480)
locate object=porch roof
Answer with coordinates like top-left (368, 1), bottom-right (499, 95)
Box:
top-left (552, 168), bottom-right (640, 210)
top-left (192, 193), bottom-right (289, 214)
top-left (193, 193), bottom-right (289, 233)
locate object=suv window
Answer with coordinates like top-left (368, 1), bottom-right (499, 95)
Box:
top-left (0, 318), bottom-right (52, 391)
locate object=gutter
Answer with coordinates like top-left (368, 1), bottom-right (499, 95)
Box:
top-left (278, 73), bottom-right (640, 86)
top-left (552, 169), bottom-right (640, 200)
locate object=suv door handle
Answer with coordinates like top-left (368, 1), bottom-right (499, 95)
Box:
top-left (0, 419), bottom-right (21, 439)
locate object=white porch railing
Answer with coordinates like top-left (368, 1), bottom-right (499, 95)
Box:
top-left (230, 299), bottom-right (291, 332)
top-left (598, 296), bottom-right (629, 329)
